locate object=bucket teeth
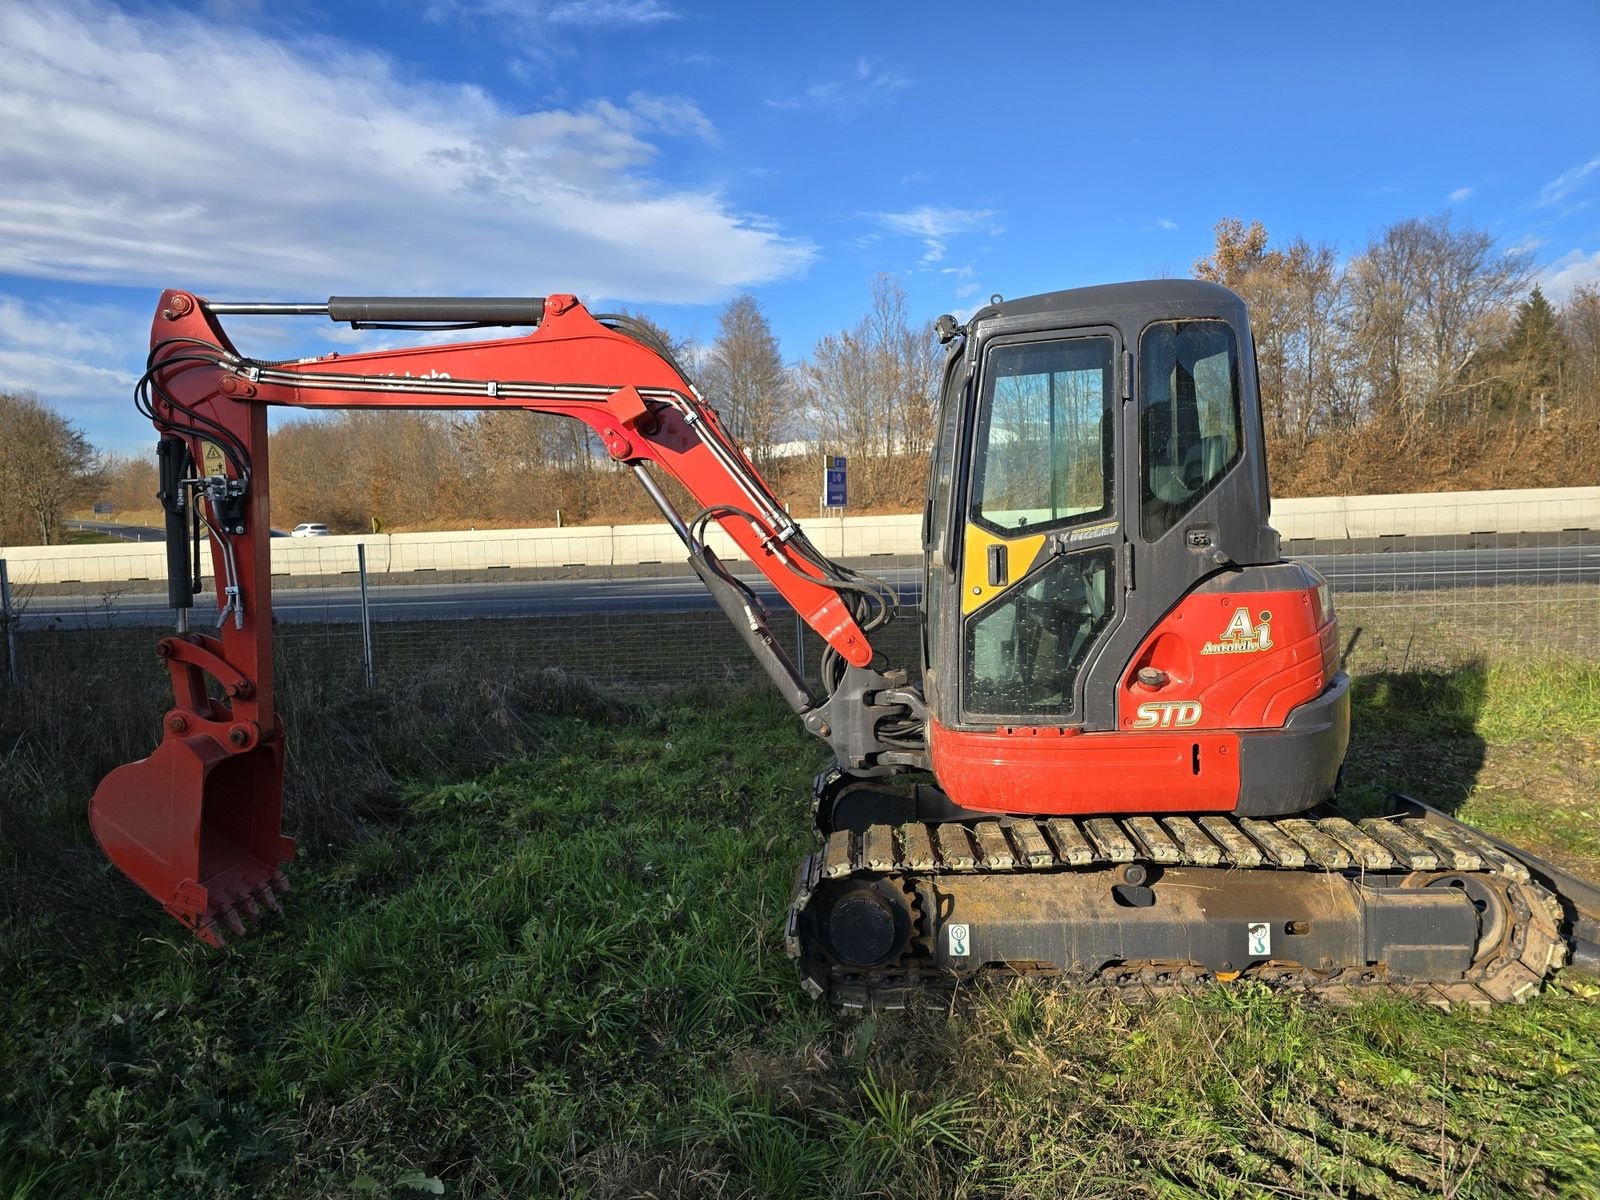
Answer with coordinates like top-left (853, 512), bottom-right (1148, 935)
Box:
top-left (241, 895), bottom-right (261, 919)
top-left (258, 887), bottom-right (284, 915)
top-left (271, 871), bottom-right (291, 893)
top-left (223, 908), bottom-right (248, 938)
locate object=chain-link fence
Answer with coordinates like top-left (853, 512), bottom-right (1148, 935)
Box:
top-left (2, 507), bottom-right (1596, 692)
top-left (1284, 524), bottom-right (1597, 674)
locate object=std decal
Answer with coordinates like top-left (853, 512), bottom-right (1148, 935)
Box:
top-left (1132, 700), bottom-right (1203, 729)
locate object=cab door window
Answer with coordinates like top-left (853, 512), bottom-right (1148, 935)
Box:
top-left (964, 547), bottom-right (1114, 716)
top-left (970, 336), bottom-right (1114, 534)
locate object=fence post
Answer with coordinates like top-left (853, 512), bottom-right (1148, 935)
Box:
top-left (357, 543), bottom-right (374, 688)
top-left (0, 559), bottom-right (15, 684)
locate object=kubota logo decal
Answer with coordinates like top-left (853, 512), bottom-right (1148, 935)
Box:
top-left (1132, 701), bottom-right (1203, 728)
top-left (1202, 606), bottom-right (1273, 655)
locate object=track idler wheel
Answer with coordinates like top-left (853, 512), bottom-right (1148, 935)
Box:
top-left (1406, 870), bottom-right (1515, 968)
top-left (814, 879), bottom-right (916, 969)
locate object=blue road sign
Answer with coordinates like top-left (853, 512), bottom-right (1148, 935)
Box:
top-left (823, 455), bottom-right (847, 507)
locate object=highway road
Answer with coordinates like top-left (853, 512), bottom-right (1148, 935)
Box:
top-left (14, 544), bottom-right (1598, 630)
top-left (64, 519), bottom-right (166, 542)
top-left (64, 520), bottom-right (295, 540)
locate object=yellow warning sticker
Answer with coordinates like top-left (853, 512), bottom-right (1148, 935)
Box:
top-left (200, 440), bottom-right (227, 477)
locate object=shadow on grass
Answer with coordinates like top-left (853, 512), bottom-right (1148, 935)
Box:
top-left (1341, 656), bottom-right (1488, 817)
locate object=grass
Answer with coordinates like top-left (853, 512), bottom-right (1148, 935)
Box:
top-left (1332, 586), bottom-right (1599, 675)
top-left (1335, 659), bottom-right (1600, 869)
top-left (61, 528), bottom-right (122, 545)
top-left (2, 646), bottom-right (1599, 1197)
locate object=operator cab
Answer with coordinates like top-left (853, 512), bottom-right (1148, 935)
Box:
top-left (922, 280), bottom-right (1277, 735)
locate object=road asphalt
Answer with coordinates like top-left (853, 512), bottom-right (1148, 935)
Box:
top-left (16, 544), bottom-right (1599, 630)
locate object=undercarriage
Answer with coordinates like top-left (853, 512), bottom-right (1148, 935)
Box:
top-left (787, 795), bottom-right (1587, 1011)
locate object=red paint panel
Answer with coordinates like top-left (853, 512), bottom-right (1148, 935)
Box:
top-left (1120, 588), bottom-right (1333, 732)
top-left (928, 720), bottom-right (1242, 815)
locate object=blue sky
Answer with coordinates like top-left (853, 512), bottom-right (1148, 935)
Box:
top-left (2, 0), bottom-right (1597, 454)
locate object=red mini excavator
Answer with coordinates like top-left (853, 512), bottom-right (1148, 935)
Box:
top-left (89, 281), bottom-right (1598, 1007)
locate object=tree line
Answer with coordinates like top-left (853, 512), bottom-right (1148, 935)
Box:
top-left (1192, 215), bottom-right (1599, 494)
top-left (4, 209), bottom-right (1597, 544)
top-left (258, 215), bottom-right (1600, 527)
top-left (236, 277), bottom-right (944, 530)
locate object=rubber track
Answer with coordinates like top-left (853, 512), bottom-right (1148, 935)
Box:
top-left (784, 810), bottom-right (1568, 1011)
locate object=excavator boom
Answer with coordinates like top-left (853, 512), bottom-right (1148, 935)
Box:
top-left (89, 289), bottom-right (916, 946)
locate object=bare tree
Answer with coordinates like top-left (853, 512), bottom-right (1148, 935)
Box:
top-left (1344, 214), bottom-right (1532, 425)
top-left (1194, 219), bottom-right (1347, 451)
top-left (97, 451), bottom-right (159, 515)
top-left (1560, 284), bottom-right (1600, 422)
top-left (794, 275), bottom-right (941, 503)
top-left (700, 294), bottom-right (788, 464)
top-left (0, 391), bottom-right (103, 546)
top-left (799, 323), bottom-right (881, 459)
top-left (867, 275), bottom-right (942, 461)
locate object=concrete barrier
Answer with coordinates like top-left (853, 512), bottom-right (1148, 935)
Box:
top-left (4, 487), bottom-right (1595, 587)
top-left (1271, 488), bottom-right (1600, 542)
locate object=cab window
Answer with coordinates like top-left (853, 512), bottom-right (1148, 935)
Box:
top-left (970, 336), bottom-right (1114, 534)
top-left (1139, 320), bottom-right (1241, 541)
top-left (964, 547), bottom-right (1114, 716)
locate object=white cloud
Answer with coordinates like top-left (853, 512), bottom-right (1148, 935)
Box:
top-left (877, 206), bottom-right (998, 264)
top-left (766, 57), bottom-right (911, 116)
top-left (625, 91), bottom-right (719, 144)
top-left (0, 291), bottom-right (524, 455)
top-left (0, 2), bottom-right (808, 303)
top-left (1448, 186), bottom-right (1474, 203)
top-left (937, 265), bottom-right (981, 300)
top-left (0, 296), bottom-right (133, 363)
top-left (1540, 249), bottom-right (1600, 300)
top-left (425, 0), bottom-right (679, 29)
top-left (428, 0), bottom-right (684, 80)
top-left (0, 295), bottom-right (149, 449)
top-left (1537, 155), bottom-right (1600, 208)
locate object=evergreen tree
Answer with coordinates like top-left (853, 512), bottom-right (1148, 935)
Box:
top-left (1505, 286), bottom-right (1565, 425)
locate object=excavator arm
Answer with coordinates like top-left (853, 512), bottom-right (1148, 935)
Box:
top-left (89, 289), bottom-right (923, 946)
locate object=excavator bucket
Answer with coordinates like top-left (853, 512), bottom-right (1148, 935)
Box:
top-left (89, 723), bottom-right (293, 946)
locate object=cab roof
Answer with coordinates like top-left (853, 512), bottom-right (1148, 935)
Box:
top-left (965, 279), bottom-right (1248, 332)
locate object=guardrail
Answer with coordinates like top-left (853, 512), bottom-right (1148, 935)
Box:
top-left (3, 486), bottom-right (1596, 587)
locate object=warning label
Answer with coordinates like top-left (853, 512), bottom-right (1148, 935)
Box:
top-left (200, 441), bottom-right (227, 477)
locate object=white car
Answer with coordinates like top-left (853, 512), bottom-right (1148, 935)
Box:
top-left (289, 523), bottom-right (331, 538)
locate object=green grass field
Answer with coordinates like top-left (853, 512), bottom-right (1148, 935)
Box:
top-left (2, 661), bottom-right (1599, 1198)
